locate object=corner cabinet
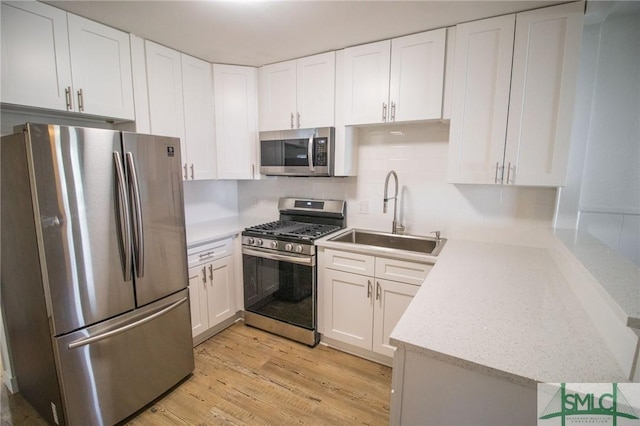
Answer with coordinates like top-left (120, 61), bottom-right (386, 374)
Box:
top-left (342, 29), bottom-right (446, 126)
top-left (145, 41), bottom-right (216, 180)
top-left (319, 248), bottom-right (432, 361)
top-left (213, 64), bottom-right (259, 180)
top-left (448, 2), bottom-right (584, 186)
top-left (1, 1), bottom-right (134, 120)
top-left (259, 51), bottom-right (335, 131)
top-left (187, 239), bottom-right (238, 346)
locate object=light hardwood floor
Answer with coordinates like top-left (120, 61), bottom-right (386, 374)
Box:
top-left (1, 322), bottom-right (392, 425)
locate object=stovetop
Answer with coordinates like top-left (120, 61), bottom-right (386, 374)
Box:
top-left (243, 220), bottom-right (341, 242)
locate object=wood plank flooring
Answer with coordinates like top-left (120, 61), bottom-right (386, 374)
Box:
top-left (1, 322), bottom-right (392, 425)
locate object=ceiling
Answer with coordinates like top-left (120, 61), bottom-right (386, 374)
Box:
top-left (46, 0), bottom-right (571, 67)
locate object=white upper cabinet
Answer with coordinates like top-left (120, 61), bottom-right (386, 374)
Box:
top-left (389, 30), bottom-right (446, 122)
top-left (448, 2), bottom-right (584, 186)
top-left (504, 2), bottom-right (584, 186)
top-left (1, 1), bottom-right (134, 120)
top-left (448, 15), bottom-right (515, 184)
top-left (67, 14), bottom-right (134, 120)
top-left (342, 29), bottom-right (446, 126)
top-left (213, 64), bottom-right (259, 180)
top-left (296, 52), bottom-right (336, 128)
top-left (259, 52), bottom-right (335, 131)
top-left (181, 54), bottom-right (216, 180)
top-left (145, 41), bottom-right (185, 141)
top-left (145, 41), bottom-right (216, 180)
top-left (1, 1), bottom-right (72, 112)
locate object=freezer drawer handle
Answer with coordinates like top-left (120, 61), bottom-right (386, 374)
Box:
top-left (67, 297), bottom-right (188, 350)
top-left (113, 152), bottom-right (132, 281)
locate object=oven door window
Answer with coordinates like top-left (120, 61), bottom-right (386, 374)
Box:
top-left (243, 254), bottom-right (315, 330)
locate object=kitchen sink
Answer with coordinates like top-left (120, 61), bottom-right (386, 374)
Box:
top-left (329, 229), bottom-right (446, 256)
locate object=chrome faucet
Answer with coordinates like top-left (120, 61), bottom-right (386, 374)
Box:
top-left (383, 170), bottom-right (405, 234)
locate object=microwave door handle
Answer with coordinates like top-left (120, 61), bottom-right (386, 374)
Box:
top-left (308, 134), bottom-right (315, 172)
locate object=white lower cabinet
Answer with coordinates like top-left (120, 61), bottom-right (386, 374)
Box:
top-left (187, 239), bottom-right (237, 345)
top-left (321, 248), bottom-right (432, 360)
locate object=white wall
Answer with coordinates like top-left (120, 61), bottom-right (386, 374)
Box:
top-left (239, 123), bottom-right (557, 247)
top-left (183, 180), bottom-right (239, 225)
top-left (556, 6), bottom-right (640, 266)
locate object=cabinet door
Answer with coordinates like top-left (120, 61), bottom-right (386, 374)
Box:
top-left (258, 60), bottom-right (297, 131)
top-left (296, 52), bottom-right (336, 128)
top-left (206, 257), bottom-right (236, 326)
top-left (1, 1), bottom-right (72, 111)
top-left (322, 269), bottom-right (373, 350)
top-left (389, 29), bottom-right (446, 122)
top-left (188, 265), bottom-right (208, 339)
top-left (181, 54), bottom-right (216, 180)
top-left (504, 2), bottom-right (584, 186)
top-left (372, 279), bottom-right (418, 358)
top-left (213, 64), bottom-right (258, 180)
top-left (145, 41), bottom-right (186, 158)
top-left (448, 15), bottom-right (515, 184)
top-left (343, 40), bottom-right (391, 125)
top-left (67, 14), bottom-right (134, 120)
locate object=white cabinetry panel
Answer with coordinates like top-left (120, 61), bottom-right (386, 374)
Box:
top-left (448, 14), bottom-right (515, 184)
top-left (1, 1), bottom-right (71, 111)
top-left (372, 279), bottom-right (419, 358)
top-left (213, 64), bottom-right (259, 180)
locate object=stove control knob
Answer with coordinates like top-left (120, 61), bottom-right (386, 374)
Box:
top-left (256, 239), bottom-right (263, 247)
top-left (247, 237), bottom-right (255, 245)
top-left (295, 245), bottom-right (304, 253)
top-left (270, 241), bottom-right (278, 249)
top-left (284, 243), bottom-right (293, 252)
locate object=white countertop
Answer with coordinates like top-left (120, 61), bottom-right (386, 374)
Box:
top-left (186, 216), bottom-right (275, 248)
top-left (389, 239), bottom-right (627, 389)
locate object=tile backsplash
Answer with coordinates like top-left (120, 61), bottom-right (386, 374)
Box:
top-left (238, 123), bottom-right (558, 247)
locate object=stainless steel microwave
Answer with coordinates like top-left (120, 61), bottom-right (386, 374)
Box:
top-left (259, 127), bottom-right (335, 177)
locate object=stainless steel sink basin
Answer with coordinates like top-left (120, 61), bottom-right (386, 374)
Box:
top-left (329, 229), bottom-right (446, 256)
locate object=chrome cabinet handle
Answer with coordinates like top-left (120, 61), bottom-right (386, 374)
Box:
top-left (506, 162), bottom-right (515, 184)
top-left (113, 152), bottom-right (132, 282)
top-left (367, 280), bottom-right (372, 299)
top-left (190, 164), bottom-right (194, 180)
top-left (252, 164), bottom-right (255, 179)
top-left (376, 281), bottom-right (381, 301)
top-left (208, 265), bottom-right (213, 282)
top-left (65, 87), bottom-right (72, 110)
top-left (183, 164), bottom-right (188, 180)
top-left (494, 162), bottom-right (499, 184)
top-left (126, 152), bottom-right (144, 279)
top-left (296, 112), bottom-right (301, 129)
top-left (202, 266), bottom-right (207, 283)
top-left (77, 88), bottom-right (84, 112)
top-left (495, 162), bottom-right (505, 184)
top-left (382, 103), bottom-right (387, 122)
top-left (290, 113), bottom-right (294, 129)
top-left (390, 102), bottom-right (396, 122)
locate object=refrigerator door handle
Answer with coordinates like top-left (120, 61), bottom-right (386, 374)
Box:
top-left (113, 152), bottom-right (133, 281)
top-left (67, 297), bottom-right (188, 349)
top-left (126, 152), bottom-right (144, 278)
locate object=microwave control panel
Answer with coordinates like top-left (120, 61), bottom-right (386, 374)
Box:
top-left (315, 138), bottom-right (328, 166)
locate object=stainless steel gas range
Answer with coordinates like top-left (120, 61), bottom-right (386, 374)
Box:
top-left (242, 198), bottom-right (346, 346)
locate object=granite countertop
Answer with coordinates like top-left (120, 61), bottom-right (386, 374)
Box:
top-left (186, 216), bottom-right (275, 248)
top-left (389, 239), bottom-right (627, 389)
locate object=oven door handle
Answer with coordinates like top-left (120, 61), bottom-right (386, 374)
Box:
top-left (242, 247), bottom-right (315, 266)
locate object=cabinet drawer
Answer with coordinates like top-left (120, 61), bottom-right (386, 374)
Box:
top-left (375, 257), bottom-right (432, 286)
top-left (188, 238), bottom-right (233, 267)
top-left (324, 249), bottom-right (375, 276)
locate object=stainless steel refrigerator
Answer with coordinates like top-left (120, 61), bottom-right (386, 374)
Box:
top-left (1, 123), bottom-right (194, 425)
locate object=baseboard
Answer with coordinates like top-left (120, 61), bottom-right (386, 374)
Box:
top-left (320, 335), bottom-right (393, 367)
top-left (192, 313), bottom-right (242, 347)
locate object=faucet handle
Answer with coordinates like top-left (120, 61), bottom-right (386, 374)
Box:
top-left (430, 230), bottom-right (441, 241)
